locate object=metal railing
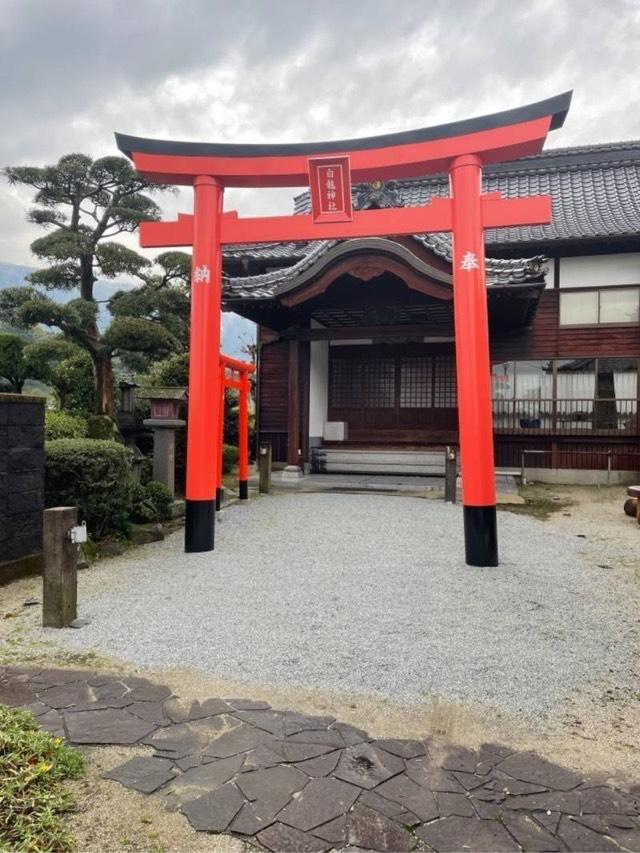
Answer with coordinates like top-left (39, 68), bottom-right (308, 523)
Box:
top-left (492, 398), bottom-right (639, 435)
top-left (520, 448), bottom-right (640, 483)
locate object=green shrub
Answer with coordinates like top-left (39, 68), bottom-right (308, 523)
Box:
top-left (129, 480), bottom-right (155, 523)
top-left (222, 443), bottom-right (239, 474)
top-left (0, 705), bottom-right (84, 851)
top-left (144, 480), bottom-right (174, 521)
top-left (45, 438), bottom-right (132, 538)
top-left (149, 352), bottom-right (188, 387)
top-left (86, 414), bottom-right (123, 442)
top-left (45, 409), bottom-right (87, 440)
top-left (129, 480), bottom-right (174, 523)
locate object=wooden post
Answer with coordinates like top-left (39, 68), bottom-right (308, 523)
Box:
top-left (216, 362), bottom-right (225, 511)
top-left (42, 507), bottom-right (78, 628)
top-left (445, 446), bottom-right (457, 503)
top-left (287, 339), bottom-right (300, 469)
top-left (259, 442), bottom-right (272, 494)
top-left (238, 373), bottom-right (250, 499)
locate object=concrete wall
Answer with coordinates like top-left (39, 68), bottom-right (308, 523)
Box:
top-left (0, 394), bottom-right (45, 583)
top-left (559, 253), bottom-right (640, 288)
top-left (524, 467), bottom-right (637, 486)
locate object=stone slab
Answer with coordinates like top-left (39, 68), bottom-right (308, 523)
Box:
top-left (374, 773), bottom-right (439, 823)
top-left (375, 737), bottom-right (427, 759)
top-left (294, 750), bottom-right (341, 778)
top-left (501, 812), bottom-right (563, 852)
top-left (496, 751), bottom-right (582, 792)
top-left (436, 791), bottom-right (476, 817)
top-left (64, 707), bottom-right (156, 744)
top-left (104, 756), bottom-right (176, 794)
top-left (348, 803), bottom-right (416, 851)
top-left (181, 782), bottom-right (244, 832)
top-left (557, 815), bottom-right (621, 851)
top-left (276, 777), bottom-right (360, 831)
top-left (579, 785), bottom-right (640, 815)
top-left (163, 754), bottom-right (244, 807)
top-left (406, 756), bottom-right (465, 793)
top-left (258, 822), bottom-right (329, 852)
top-left (334, 742), bottom-right (404, 789)
top-left (417, 815), bottom-right (520, 852)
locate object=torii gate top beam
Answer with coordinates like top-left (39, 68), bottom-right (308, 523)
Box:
top-left (115, 92), bottom-right (571, 187)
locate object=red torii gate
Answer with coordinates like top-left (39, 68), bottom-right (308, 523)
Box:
top-left (116, 91), bottom-right (571, 566)
top-left (218, 353), bottom-right (255, 508)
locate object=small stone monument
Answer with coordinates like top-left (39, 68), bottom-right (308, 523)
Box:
top-left (139, 387), bottom-right (187, 496)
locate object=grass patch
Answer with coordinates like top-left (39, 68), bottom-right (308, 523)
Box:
top-left (0, 705), bottom-right (84, 851)
top-left (498, 484), bottom-right (573, 520)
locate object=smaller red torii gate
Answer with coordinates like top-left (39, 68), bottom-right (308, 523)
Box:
top-left (217, 353), bottom-right (255, 508)
top-left (116, 91), bottom-right (571, 566)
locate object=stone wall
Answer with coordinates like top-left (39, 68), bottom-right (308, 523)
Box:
top-left (0, 394), bottom-right (45, 583)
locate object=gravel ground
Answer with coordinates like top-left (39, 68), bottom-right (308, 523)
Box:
top-left (42, 492), bottom-right (640, 716)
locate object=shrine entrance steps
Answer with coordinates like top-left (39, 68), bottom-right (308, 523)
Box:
top-left (311, 446), bottom-right (449, 477)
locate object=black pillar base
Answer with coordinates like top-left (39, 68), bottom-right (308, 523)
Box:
top-left (239, 480), bottom-right (249, 500)
top-left (463, 505), bottom-right (498, 567)
top-left (185, 500), bottom-right (215, 552)
top-left (215, 487), bottom-right (223, 512)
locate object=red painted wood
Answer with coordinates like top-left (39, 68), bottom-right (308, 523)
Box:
top-left (449, 154), bottom-right (496, 508)
top-left (185, 177), bottom-right (223, 502)
top-left (140, 194), bottom-right (550, 248)
top-left (131, 116), bottom-right (552, 187)
top-left (217, 360), bottom-right (225, 492)
top-left (238, 374), bottom-right (250, 483)
top-left (309, 156), bottom-right (352, 222)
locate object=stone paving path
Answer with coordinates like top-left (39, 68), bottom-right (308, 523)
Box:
top-left (2, 666), bottom-right (639, 851)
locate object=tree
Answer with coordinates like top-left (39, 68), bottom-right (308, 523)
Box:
top-left (108, 250), bottom-right (191, 372)
top-left (24, 336), bottom-right (95, 415)
top-left (0, 334), bottom-right (33, 392)
top-left (1, 153), bottom-right (180, 414)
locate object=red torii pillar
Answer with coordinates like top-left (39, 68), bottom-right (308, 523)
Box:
top-left (116, 90), bottom-right (571, 565)
top-left (218, 354), bottom-right (255, 507)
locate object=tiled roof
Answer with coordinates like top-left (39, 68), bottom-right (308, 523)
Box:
top-left (223, 140), bottom-right (640, 300)
top-left (293, 139), bottom-right (640, 244)
top-left (223, 235), bottom-right (546, 299)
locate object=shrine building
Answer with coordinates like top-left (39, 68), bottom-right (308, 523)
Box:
top-left (222, 141), bottom-right (640, 481)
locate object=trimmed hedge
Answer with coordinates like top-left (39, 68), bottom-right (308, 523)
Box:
top-left (45, 439), bottom-right (132, 538)
top-left (130, 480), bottom-right (174, 523)
top-left (45, 410), bottom-right (87, 440)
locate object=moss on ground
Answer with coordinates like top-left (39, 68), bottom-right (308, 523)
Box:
top-left (0, 706), bottom-right (84, 851)
top-left (498, 484), bottom-right (574, 520)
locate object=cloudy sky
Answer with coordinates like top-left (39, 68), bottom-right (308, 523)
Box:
top-left (2, 0), bottom-right (640, 266)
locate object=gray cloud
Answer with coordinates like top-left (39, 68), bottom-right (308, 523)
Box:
top-left (2, 0), bottom-right (640, 263)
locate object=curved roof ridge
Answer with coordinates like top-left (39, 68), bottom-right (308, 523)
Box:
top-left (223, 235), bottom-right (546, 300)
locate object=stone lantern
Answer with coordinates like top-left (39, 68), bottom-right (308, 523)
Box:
top-left (139, 387), bottom-right (187, 496)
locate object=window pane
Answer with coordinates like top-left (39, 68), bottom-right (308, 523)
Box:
top-left (514, 361), bottom-right (553, 428)
top-left (556, 359), bottom-right (596, 430)
top-left (330, 358), bottom-right (363, 408)
top-left (400, 357), bottom-right (432, 408)
top-left (433, 356), bottom-right (457, 407)
top-left (491, 361), bottom-right (514, 428)
top-left (364, 358), bottom-right (395, 408)
top-left (515, 361), bottom-right (553, 398)
top-left (596, 358), bottom-right (638, 430)
top-left (491, 361), bottom-right (514, 399)
top-left (560, 291), bottom-right (598, 325)
top-left (599, 288), bottom-right (639, 323)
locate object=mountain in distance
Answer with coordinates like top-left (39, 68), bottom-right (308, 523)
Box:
top-left (0, 260), bottom-right (255, 358)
